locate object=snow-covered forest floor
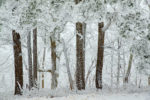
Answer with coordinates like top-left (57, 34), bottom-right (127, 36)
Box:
top-left (1, 87), bottom-right (150, 100)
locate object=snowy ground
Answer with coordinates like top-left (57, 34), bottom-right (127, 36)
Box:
top-left (1, 87), bottom-right (150, 100)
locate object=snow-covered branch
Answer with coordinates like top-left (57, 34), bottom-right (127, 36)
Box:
top-left (102, 12), bottom-right (118, 32)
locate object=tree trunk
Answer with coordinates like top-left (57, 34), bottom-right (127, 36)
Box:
top-left (76, 22), bottom-right (86, 90)
top-left (111, 50), bottom-right (114, 87)
top-left (62, 39), bottom-right (74, 90)
top-left (50, 36), bottom-right (57, 89)
top-left (12, 30), bottom-right (23, 95)
top-left (42, 34), bottom-right (46, 88)
top-left (96, 22), bottom-right (104, 89)
top-left (124, 53), bottom-right (133, 83)
top-left (27, 31), bottom-right (33, 90)
top-left (117, 38), bottom-right (121, 87)
top-left (33, 28), bottom-right (38, 87)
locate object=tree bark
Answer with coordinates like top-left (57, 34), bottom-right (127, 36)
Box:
top-left (50, 35), bottom-right (57, 89)
top-left (27, 31), bottom-right (33, 90)
top-left (96, 22), bottom-right (104, 89)
top-left (76, 22), bottom-right (86, 90)
top-left (12, 30), bottom-right (23, 95)
top-left (33, 28), bottom-right (38, 87)
top-left (124, 53), bottom-right (133, 83)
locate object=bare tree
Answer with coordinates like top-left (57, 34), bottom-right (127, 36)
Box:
top-left (12, 30), bottom-right (23, 95)
top-left (33, 28), bottom-right (38, 87)
top-left (27, 30), bottom-right (33, 90)
top-left (96, 22), bottom-right (104, 89)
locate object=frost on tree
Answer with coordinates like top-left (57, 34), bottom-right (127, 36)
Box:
top-left (76, 22), bottom-right (86, 90)
top-left (12, 30), bottom-right (23, 95)
top-left (96, 22), bottom-right (105, 89)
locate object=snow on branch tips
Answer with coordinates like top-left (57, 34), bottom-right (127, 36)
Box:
top-left (102, 12), bottom-right (118, 32)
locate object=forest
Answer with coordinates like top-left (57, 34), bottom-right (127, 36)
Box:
top-left (0, 0), bottom-right (150, 100)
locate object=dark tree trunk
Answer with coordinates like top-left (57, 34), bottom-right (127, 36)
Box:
top-left (12, 30), bottom-right (23, 95)
top-left (75, 0), bottom-right (82, 4)
top-left (96, 22), bottom-right (105, 89)
top-left (50, 36), bottom-right (57, 89)
top-left (33, 28), bottom-right (38, 87)
top-left (27, 31), bottom-right (33, 90)
top-left (76, 22), bottom-right (86, 90)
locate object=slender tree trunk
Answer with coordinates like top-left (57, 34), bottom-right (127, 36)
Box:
top-left (12, 30), bottom-right (23, 95)
top-left (123, 49), bottom-right (126, 83)
top-left (27, 31), bottom-right (33, 90)
top-left (76, 22), bottom-right (86, 90)
top-left (96, 22), bottom-right (104, 89)
top-left (62, 39), bottom-right (74, 90)
top-left (50, 35), bottom-right (57, 89)
top-left (124, 53), bottom-right (133, 83)
top-left (117, 38), bottom-right (121, 87)
top-left (33, 28), bottom-right (38, 87)
top-left (111, 50), bottom-right (114, 87)
top-left (41, 34), bottom-right (46, 88)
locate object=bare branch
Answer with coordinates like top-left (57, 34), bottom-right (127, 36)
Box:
top-left (102, 12), bottom-right (118, 32)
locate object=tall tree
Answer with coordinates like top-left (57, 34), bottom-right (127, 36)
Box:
top-left (33, 28), bottom-right (38, 87)
top-left (96, 22), bottom-right (104, 89)
top-left (27, 30), bottom-right (33, 90)
top-left (12, 30), bottom-right (23, 95)
top-left (75, 0), bottom-right (86, 90)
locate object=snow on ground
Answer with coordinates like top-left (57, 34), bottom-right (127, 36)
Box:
top-left (0, 87), bottom-right (150, 100)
